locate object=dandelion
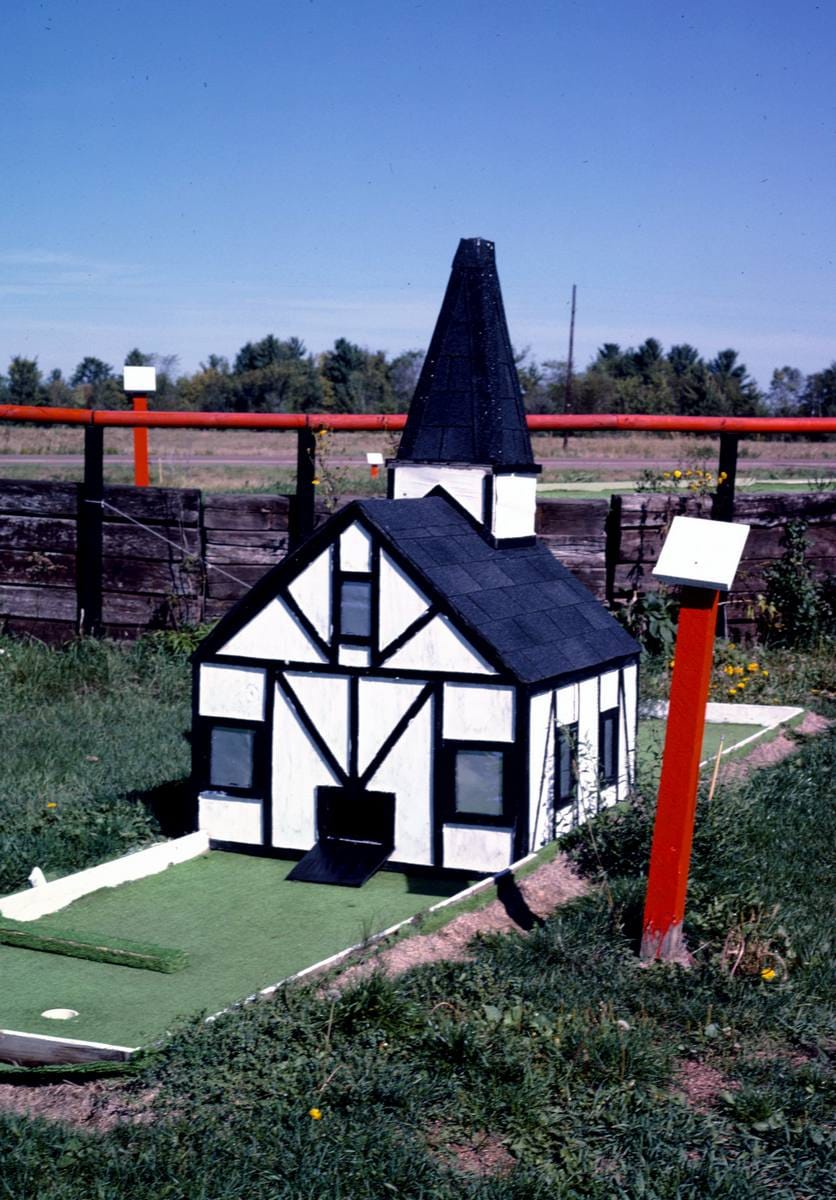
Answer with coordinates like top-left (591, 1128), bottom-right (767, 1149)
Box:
top-left (747, 662), bottom-right (759, 672)
top-left (46, 801), bottom-right (57, 809)
top-left (312, 477), bottom-right (320, 486)
top-left (673, 469), bottom-right (682, 479)
top-left (662, 471), bottom-right (671, 479)
top-left (309, 1107), bottom-right (323, 1120)
top-left (718, 471), bottom-right (728, 483)
top-left (762, 669), bottom-right (769, 678)
top-left (760, 967), bottom-right (776, 982)
top-left (685, 469), bottom-right (693, 477)
top-left (727, 688), bottom-right (737, 697)
top-left (734, 665), bottom-right (744, 676)
top-left (724, 664), bottom-right (735, 676)
top-left (669, 658), bottom-right (675, 669)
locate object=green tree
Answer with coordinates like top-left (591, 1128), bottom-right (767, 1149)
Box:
top-left (389, 349), bottom-right (425, 411)
top-left (70, 357), bottom-right (123, 408)
top-left (801, 362), bottom-right (836, 418)
top-left (43, 368), bottom-right (75, 407)
top-left (7, 356), bottom-right (43, 405)
top-left (707, 349), bottom-right (762, 416)
top-left (766, 365), bottom-right (805, 416)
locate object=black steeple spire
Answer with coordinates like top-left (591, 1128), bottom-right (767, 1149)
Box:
top-left (396, 238), bottom-right (535, 468)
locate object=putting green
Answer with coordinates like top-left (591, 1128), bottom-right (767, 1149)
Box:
top-left (638, 720), bottom-right (762, 777)
top-left (0, 853), bottom-right (469, 1048)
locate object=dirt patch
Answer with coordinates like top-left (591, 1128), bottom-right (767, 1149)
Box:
top-left (674, 1060), bottom-right (738, 1113)
top-left (329, 854), bottom-right (589, 992)
top-left (0, 1080), bottom-right (156, 1132)
top-left (426, 1120), bottom-right (515, 1177)
top-left (719, 711), bottom-right (831, 781)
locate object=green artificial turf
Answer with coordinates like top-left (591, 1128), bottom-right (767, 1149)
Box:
top-left (0, 921), bottom-right (188, 973)
top-left (0, 852), bottom-right (469, 1048)
top-left (638, 718), bottom-right (762, 780)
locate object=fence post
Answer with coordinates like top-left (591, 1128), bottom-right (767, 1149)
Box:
top-left (289, 426), bottom-right (317, 550)
top-left (77, 424), bottom-right (104, 636)
top-left (711, 433), bottom-right (739, 636)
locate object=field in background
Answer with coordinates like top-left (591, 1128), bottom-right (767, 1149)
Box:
top-left (0, 427), bottom-right (833, 495)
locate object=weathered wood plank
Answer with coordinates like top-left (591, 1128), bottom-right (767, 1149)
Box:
top-left (101, 524), bottom-right (201, 560)
top-left (0, 616), bottom-right (77, 644)
top-left (202, 494), bottom-right (290, 531)
top-left (0, 515), bottom-right (76, 552)
top-left (0, 584), bottom-right (77, 619)
top-left (536, 499), bottom-right (609, 536)
top-left (101, 592), bottom-right (204, 625)
top-left (0, 549), bottom-right (75, 587)
top-left (205, 542), bottom-right (287, 566)
top-left (102, 484), bottom-right (200, 526)
top-left (100, 556), bottom-right (204, 596)
top-left (0, 480), bottom-right (78, 517)
top-left (204, 527), bottom-right (288, 549)
top-left (205, 564), bottom-right (270, 601)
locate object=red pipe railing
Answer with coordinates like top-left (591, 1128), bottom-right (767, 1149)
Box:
top-left (1, 406), bottom-right (835, 434)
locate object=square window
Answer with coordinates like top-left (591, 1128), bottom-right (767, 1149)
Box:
top-left (210, 726), bottom-right (255, 790)
top-left (454, 750), bottom-right (504, 817)
top-left (340, 580), bottom-right (372, 639)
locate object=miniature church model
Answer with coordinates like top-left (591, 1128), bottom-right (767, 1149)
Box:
top-left (191, 239), bottom-right (640, 884)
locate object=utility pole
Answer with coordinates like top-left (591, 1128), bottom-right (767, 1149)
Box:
top-left (562, 284), bottom-right (576, 451)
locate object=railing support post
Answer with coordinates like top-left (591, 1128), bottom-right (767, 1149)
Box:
top-left (132, 395), bottom-right (150, 487)
top-left (77, 423), bottom-right (104, 636)
top-left (289, 426), bottom-right (317, 550)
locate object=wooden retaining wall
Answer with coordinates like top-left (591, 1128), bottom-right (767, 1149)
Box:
top-left (0, 480), bottom-right (833, 643)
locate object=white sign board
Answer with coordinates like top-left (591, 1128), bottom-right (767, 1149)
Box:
top-left (653, 516), bottom-right (749, 592)
top-left (123, 366), bottom-right (157, 393)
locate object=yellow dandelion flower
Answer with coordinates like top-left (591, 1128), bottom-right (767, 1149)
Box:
top-left (727, 687), bottom-right (737, 697)
top-left (760, 967), bottom-right (776, 982)
top-left (669, 658), bottom-right (675, 669)
top-left (734, 666), bottom-right (744, 676)
top-left (312, 477), bottom-right (320, 486)
top-left (718, 471), bottom-right (728, 482)
top-left (685, 469), bottom-right (693, 477)
top-left (724, 664), bottom-right (735, 676)
top-left (46, 801), bottom-right (57, 808)
top-left (673, 469), bottom-right (682, 479)
top-left (662, 471), bottom-right (671, 479)
top-left (747, 662), bottom-right (759, 672)
top-left (761, 669), bottom-right (769, 678)
top-left (309, 1107), bottom-right (323, 1120)
top-left (737, 680), bottom-right (746, 688)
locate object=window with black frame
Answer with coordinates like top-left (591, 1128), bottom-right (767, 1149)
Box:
top-left (555, 721), bottom-right (578, 810)
top-left (206, 723), bottom-right (259, 795)
top-left (448, 746), bottom-right (506, 821)
top-left (339, 578), bottom-right (372, 641)
top-left (599, 707), bottom-right (619, 786)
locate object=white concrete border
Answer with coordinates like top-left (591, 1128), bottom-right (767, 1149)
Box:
top-left (0, 832), bottom-right (210, 922)
top-left (638, 701), bottom-right (804, 763)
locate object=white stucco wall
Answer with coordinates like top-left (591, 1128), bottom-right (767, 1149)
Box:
top-left (491, 473), bottom-right (537, 540)
top-left (271, 683), bottom-right (339, 850)
top-left (288, 548), bottom-right (331, 643)
top-left (340, 522), bottom-right (373, 572)
top-left (198, 794), bottom-right (262, 845)
top-left (378, 551), bottom-right (430, 650)
top-left (367, 696), bottom-right (434, 866)
top-left (284, 672), bottom-right (351, 773)
top-left (442, 683), bottom-right (515, 741)
top-left (199, 664), bottom-right (266, 721)
top-left (219, 597), bottom-right (327, 664)
top-left (357, 677), bottom-right (427, 776)
top-left (443, 824), bottom-right (514, 873)
top-left (389, 463), bottom-right (488, 522)
top-left (384, 614), bottom-right (496, 675)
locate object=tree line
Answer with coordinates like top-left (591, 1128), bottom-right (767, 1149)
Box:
top-left (1, 334), bottom-right (833, 418)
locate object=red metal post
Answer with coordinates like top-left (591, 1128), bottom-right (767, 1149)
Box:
top-left (132, 396), bottom-right (150, 487)
top-left (640, 586), bottom-right (719, 961)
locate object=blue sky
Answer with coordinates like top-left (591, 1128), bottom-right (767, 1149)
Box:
top-left (2, 0), bottom-right (834, 388)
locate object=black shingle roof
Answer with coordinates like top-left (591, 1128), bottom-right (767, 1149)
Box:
top-left (357, 496), bottom-right (639, 685)
top-left (396, 238), bottom-right (536, 469)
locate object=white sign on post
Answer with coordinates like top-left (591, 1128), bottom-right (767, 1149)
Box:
top-left (652, 516), bottom-right (749, 592)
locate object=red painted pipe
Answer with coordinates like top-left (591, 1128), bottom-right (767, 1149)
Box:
top-left (0, 405), bottom-right (834, 434)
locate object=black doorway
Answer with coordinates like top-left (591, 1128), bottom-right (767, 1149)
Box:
top-left (287, 787), bottom-right (396, 887)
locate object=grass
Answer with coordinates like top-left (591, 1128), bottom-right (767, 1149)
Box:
top-left (638, 719), bottom-right (764, 776)
top-left (0, 635), bottom-right (191, 898)
top-left (1, 728), bottom-right (833, 1198)
top-left (0, 426), bottom-right (832, 493)
top-left (0, 853), bottom-right (468, 1047)
top-left (0, 633), bottom-right (833, 1195)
